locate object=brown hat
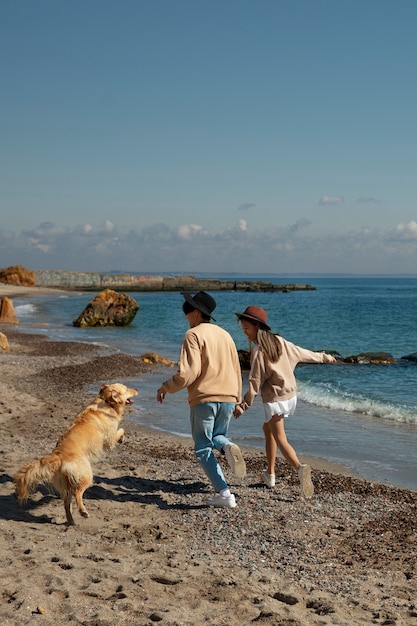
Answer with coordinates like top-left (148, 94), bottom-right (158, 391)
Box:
top-left (182, 291), bottom-right (217, 320)
top-left (235, 306), bottom-right (271, 330)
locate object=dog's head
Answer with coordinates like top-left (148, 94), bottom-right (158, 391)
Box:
top-left (99, 383), bottom-right (138, 409)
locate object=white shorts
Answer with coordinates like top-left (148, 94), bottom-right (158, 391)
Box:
top-left (263, 396), bottom-right (297, 423)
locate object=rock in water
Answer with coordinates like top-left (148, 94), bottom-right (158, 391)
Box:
top-left (73, 289), bottom-right (139, 327)
top-left (0, 297), bottom-right (19, 324)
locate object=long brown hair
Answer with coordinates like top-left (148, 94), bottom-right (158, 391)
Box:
top-left (257, 328), bottom-right (281, 363)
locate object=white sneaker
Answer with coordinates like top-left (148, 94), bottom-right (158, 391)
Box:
top-left (261, 471), bottom-right (276, 488)
top-left (224, 443), bottom-right (246, 478)
top-left (298, 464), bottom-right (314, 499)
top-left (207, 493), bottom-right (237, 508)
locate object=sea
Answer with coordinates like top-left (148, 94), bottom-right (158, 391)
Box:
top-left (11, 274), bottom-right (417, 491)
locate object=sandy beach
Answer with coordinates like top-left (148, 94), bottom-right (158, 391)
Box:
top-left (1, 288), bottom-right (417, 624)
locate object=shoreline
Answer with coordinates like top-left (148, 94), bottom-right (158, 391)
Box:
top-left (1, 327), bottom-right (417, 624)
top-left (0, 285), bottom-right (413, 487)
top-left (0, 283), bottom-right (70, 298)
top-left (0, 282), bottom-right (358, 480)
top-left (1, 285), bottom-right (415, 489)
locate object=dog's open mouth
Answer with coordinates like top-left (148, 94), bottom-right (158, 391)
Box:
top-left (125, 398), bottom-right (134, 405)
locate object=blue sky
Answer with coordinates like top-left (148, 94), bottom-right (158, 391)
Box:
top-left (1, 0), bottom-right (417, 275)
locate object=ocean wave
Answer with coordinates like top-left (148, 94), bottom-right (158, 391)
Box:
top-left (298, 381), bottom-right (417, 425)
top-left (14, 303), bottom-right (37, 316)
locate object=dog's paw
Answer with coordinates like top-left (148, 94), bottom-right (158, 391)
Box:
top-left (116, 428), bottom-right (125, 444)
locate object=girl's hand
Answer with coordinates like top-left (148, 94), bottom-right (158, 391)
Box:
top-left (233, 406), bottom-right (243, 419)
top-left (156, 387), bottom-right (166, 403)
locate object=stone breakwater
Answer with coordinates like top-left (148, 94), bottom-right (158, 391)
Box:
top-left (33, 270), bottom-right (316, 293)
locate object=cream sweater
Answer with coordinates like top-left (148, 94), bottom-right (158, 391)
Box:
top-left (161, 322), bottom-right (242, 408)
top-left (235, 335), bottom-right (331, 415)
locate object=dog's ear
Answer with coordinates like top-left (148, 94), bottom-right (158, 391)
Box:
top-left (99, 385), bottom-right (118, 404)
top-left (99, 384), bottom-right (109, 398)
top-left (100, 385), bottom-right (123, 404)
top-left (99, 385), bottom-right (125, 406)
top-left (108, 389), bottom-right (123, 406)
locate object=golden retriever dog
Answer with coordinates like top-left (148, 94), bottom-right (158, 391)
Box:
top-left (15, 383), bottom-right (138, 525)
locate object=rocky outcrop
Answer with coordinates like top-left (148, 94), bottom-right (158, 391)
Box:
top-left (0, 297), bottom-right (19, 324)
top-left (139, 352), bottom-right (175, 367)
top-left (72, 289), bottom-right (139, 327)
top-left (238, 349), bottom-right (398, 370)
top-left (238, 349), bottom-right (251, 370)
top-left (0, 265), bottom-right (35, 287)
top-left (0, 332), bottom-right (10, 351)
top-left (343, 351), bottom-right (396, 364)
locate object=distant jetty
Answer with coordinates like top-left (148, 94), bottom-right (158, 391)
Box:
top-left (33, 270), bottom-right (316, 293)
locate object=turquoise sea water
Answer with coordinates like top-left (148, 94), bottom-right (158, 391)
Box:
top-left (12, 274), bottom-right (417, 490)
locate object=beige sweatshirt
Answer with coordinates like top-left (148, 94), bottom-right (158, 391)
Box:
top-left (235, 335), bottom-right (332, 415)
top-left (161, 322), bottom-right (242, 407)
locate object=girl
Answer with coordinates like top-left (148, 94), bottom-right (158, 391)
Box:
top-left (234, 306), bottom-right (336, 498)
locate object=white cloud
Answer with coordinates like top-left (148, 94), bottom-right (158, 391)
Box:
top-left (319, 195), bottom-right (344, 205)
top-left (1, 218), bottom-right (417, 275)
top-left (103, 220), bottom-right (116, 232)
top-left (76, 221), bottom-right (117, 236)
top-left (34, 243), bottom-right (50, 253)
top-left (176, 224), bottom-right (205, 240)
top-left (394, 220), bottom-right (417, 240)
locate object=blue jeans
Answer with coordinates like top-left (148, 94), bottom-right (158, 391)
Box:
top-left (190, 402), bottom-right (234, 493)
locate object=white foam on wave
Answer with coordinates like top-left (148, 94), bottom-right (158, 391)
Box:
top-left (14, 303), bottom-right (37, 316)
top-left (298, 381), bottom-right (417, 425)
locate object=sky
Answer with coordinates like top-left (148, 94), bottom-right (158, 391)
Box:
top-left (1, 0), bottom-right (417, 276)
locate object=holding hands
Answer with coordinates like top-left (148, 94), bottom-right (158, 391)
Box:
top-left (233, 405), bottom-right (244, 419)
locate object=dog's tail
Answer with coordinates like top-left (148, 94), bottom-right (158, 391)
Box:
top-left (15, 453), bottom-right (62, 503)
